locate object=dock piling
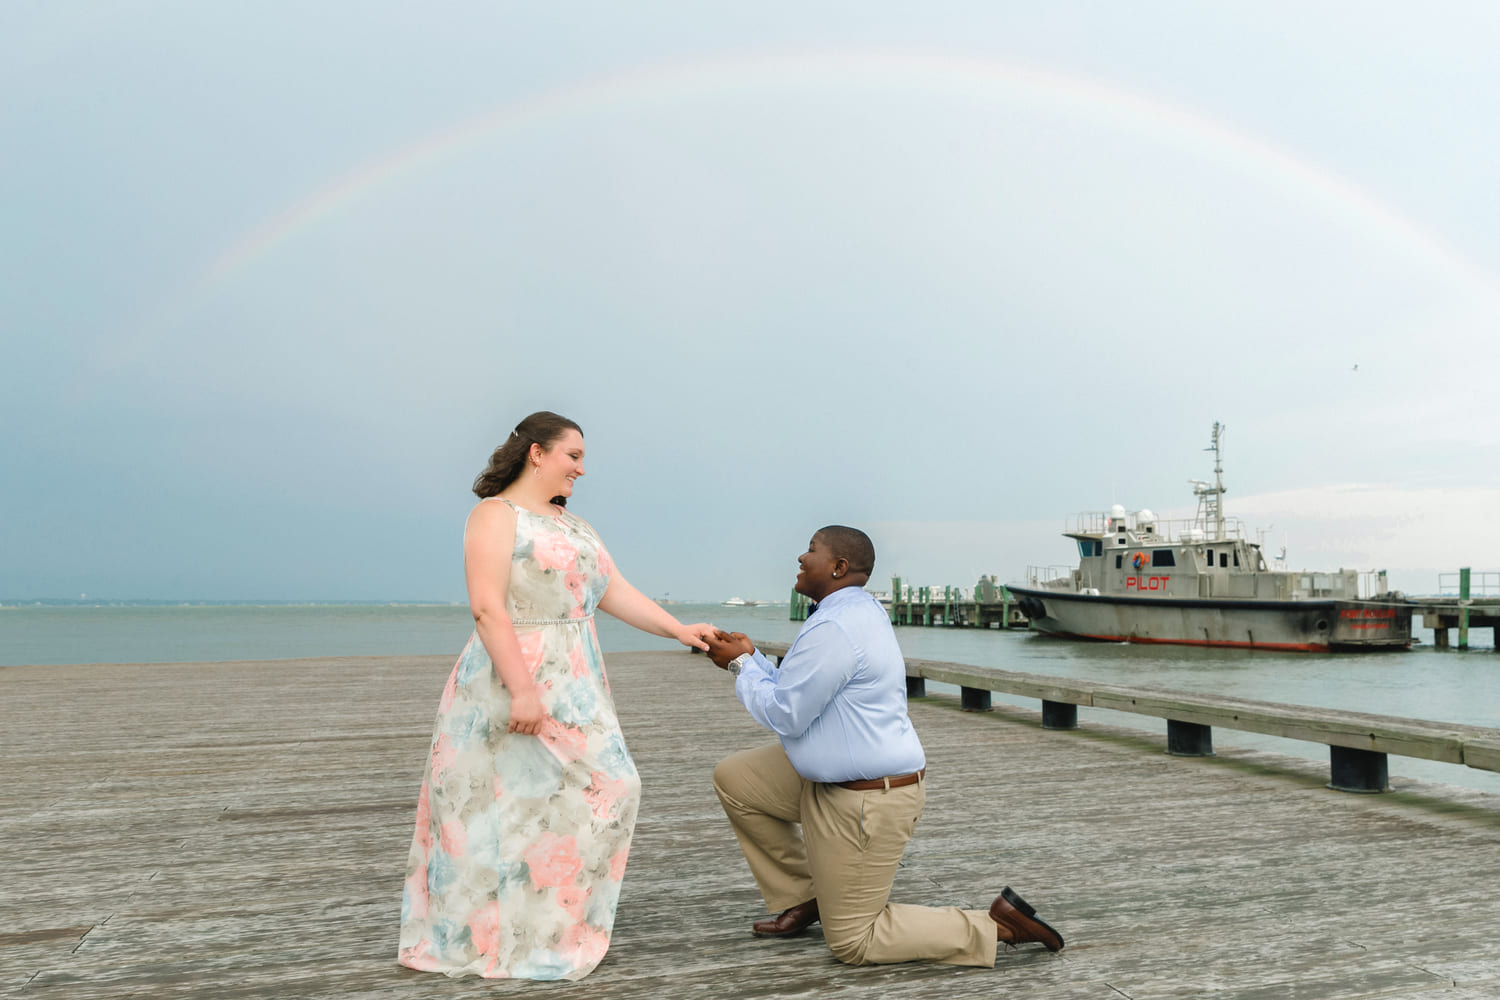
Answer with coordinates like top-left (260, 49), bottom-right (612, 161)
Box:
top-left (1328, 746), bottom-right (1390, 793)
top-left (1167, 720), bottom-right (1215, 757)
top-left (1460, 567), bottom-right (1471, 650)
top-left (1041, 700), bottom-right (1078, 730)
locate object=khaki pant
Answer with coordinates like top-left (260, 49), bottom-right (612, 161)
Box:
top-left (713, 743), bottom-right (997, 967)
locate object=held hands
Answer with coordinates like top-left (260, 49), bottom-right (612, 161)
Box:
top-left (704, 629), bottom-right (754, 670)
top-left (675, 622), bottom-right (716, 651)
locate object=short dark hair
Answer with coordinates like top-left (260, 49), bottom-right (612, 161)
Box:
top-left (472, 411), bottom-right (583, 504)
top-left (816, 525), bottom-right (875, 576)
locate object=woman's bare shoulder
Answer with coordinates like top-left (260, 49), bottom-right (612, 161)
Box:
top-left (467, 497), bottom-right (519, 530)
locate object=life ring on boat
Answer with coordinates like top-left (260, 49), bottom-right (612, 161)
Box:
top-left (1131, 552), bottom-right (1148, 571)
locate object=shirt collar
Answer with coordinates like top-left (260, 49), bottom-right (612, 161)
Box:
top-left (809, 585), bottom-right (868, 615)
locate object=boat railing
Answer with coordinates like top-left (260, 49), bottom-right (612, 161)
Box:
top-left (1024, 565), bottom-right (1074, 586)
top-left (1065, 511), bottom-right (1249, 543)
top-left (1288, 571), bottom-right (1362, 599)
top-left (1064, 511), bottom-right (1111, 535)
top-left (1148, 515), bottom-right (1252, 543)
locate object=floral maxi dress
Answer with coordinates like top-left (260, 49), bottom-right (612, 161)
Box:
top-left (398, 501), bottom-right (641, 980)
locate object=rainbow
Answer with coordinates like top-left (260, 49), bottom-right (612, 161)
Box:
top-left (135, 48), bottom-right (1500, 353)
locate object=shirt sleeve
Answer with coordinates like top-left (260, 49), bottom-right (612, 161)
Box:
top-left (734, 622), bottom-right (857, 738)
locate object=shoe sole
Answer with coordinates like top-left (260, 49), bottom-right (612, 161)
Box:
top-left (751, 920), bottom-right (818, 939)
top-left (999, 886), bottom-right (1064, 951)
top-left (1001, 886), bottom-right (1035, 916)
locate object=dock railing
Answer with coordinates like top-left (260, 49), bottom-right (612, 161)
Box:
top-left (754, 640), bottom-right (1500, 793)
top-left (1438, 569), bottom-right (1500, 597)
top-left (1416, 568), bottom-right (1500, 649)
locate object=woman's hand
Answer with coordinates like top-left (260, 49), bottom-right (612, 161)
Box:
top-left (507, 689), bottom-right (549, 735)
top-left (704, 629), bottom-right (755, 668)
top-left (675, 622), bottom-right (716, 651)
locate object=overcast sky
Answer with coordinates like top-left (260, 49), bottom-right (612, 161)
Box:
top-left (6, 2), bottom-right (1500, 602)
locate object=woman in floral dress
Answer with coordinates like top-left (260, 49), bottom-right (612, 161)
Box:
top-left (398, 411), bottom-right (714, 980)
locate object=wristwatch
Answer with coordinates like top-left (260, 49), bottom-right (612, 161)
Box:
top-left (727, 652), bottom-right (751, 676)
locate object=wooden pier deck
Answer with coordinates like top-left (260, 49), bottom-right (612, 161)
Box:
top-left (5, 652), bottom-right (1500, 999)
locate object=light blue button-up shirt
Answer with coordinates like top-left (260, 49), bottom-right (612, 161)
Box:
top-left (734, 586), bottom-right (926, 783)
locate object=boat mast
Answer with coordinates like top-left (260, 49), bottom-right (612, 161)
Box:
top-left (1194, 422), bottom-right (1226, 540)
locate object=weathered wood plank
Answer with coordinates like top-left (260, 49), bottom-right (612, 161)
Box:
top-left (3, 653), bottom-right (1500, 999)
top-left (1464, 737), bottom-right (1500, 773)
top-left (910, 657), bottom-right (1100, 706)
top-left (1088, 687), bottom-right (1472, 763)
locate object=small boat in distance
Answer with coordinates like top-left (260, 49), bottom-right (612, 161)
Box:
top-left (1006, 423), bottom-right (1413, 652)
top-left (721, 597), bottom-right (758, 607)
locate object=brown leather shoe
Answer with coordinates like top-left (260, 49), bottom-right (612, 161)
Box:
top-left (751, 899), bottom-right (820, 937)
top-left (989, 887), bottom-right (1064, 952)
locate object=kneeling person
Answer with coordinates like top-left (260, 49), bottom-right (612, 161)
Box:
top-left (704, 525), bottom-right (1064, 967)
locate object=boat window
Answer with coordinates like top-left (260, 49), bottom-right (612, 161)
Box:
top-left (1220, 553), bottom-right (1228, 568)
top-left (1233, 550), bottom-right (1240, 567)
top-left (1077, 540), bottom-right (1103, 559)
top-left (1151, 550), bottom-right (1176, 567)
top-left (1115, 555), bottom-right (1122, 569)
top-left (1206, 548), bottom-right (1213, 565)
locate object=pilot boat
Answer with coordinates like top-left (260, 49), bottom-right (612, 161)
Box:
top-left (1006, 423), bottom-right (1412, 651)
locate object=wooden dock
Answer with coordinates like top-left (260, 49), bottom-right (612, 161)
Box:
top-left (793, 576), bottom-right (1031, 629)
top-left (1412, 598), bottom-right (1500, 650)
top-left (5, 652), bottom-right (1500, 998)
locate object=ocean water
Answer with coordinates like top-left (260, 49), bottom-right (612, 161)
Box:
top-left (4, 601), bottom-right (1498, 795)
top-left (0, 602), bottom-right (800, 666)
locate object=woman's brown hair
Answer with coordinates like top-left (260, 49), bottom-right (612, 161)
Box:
top-left (472, 411), bottom-right (583, 505)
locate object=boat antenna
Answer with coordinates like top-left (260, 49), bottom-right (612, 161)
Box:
top-left (1192, 421), bottom-right (1227, 540)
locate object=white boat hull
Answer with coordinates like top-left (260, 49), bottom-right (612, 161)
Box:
top-left (1007, 586), bottom-right (1411, 651)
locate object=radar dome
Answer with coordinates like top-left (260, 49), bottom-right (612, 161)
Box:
top-left (1110, 504), bottom-right (1126, 519)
